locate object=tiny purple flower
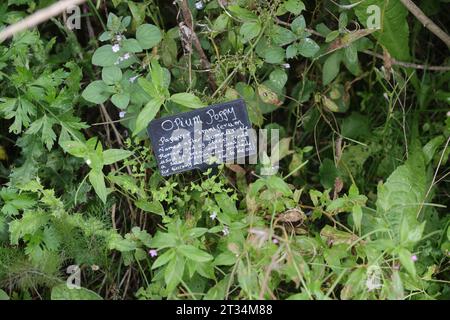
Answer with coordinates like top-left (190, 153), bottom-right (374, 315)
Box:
top-left (272, 238), bottom-right (279, 244)
top-left (149, 249), bottom-right (158, 257)
top-left (411, 255), bottom-right (418, 262)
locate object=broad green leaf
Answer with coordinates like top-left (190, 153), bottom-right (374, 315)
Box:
top-left (92, 45), bottom-right (120, 67)
top-left (164, 254), bottom-right (184, 292)
top-left (81, 80), bottom-right (111, 104)
top-left (60, 140), bottom-right (87, 158)
top-left (322, 51), bottom-right (342, 85)
top-left (102, 149), bottom-right (133, 165)
top-left (170, 93), bottom-right (204, 109)
top-left (269, 69), bottom-right (288, 91)
top-left (134, 98), bottom-right (164, 135)
top-left (102, 66), bottom-right (122, 85)
top-left (215, 193), bottom-right (238, 215)
top-left (240, 21), bottom-right (261, 43)
top-left (136, 24), bottom-right (162, 49)
top-left (121, 38), bottom-right (142, 53)
top-left (263, 47), bottom-right (285, 64)
top-left (349, 0), bottom-right (410, 60)
top-left (51, 284), bottom-right (102, 300)
top-left (178, 245), bottom-right (213, 262)
top-left (138, 77), bottom-right (158, 98)
top-left (297, 38), bottom-right (319, 58)
top-left (284, 0), bottom-right (305, 15)
top-left (88, 169), bottom-right (107, 204)
top-left (111, 93), bottom-right (130, 109)
top-left (135, 199), bottom-right (165, 215)
top-left (376, 152), bottom-right (427, 242)
top-left (271, 26), bottom-right (297, 46)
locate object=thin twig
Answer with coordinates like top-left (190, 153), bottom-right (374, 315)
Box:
top-left (363, 50), bottom-right (450, 71)
top-left (0, 0), bottom-right (87, 42)
top-left (399, 0), bottom-right (450, 48)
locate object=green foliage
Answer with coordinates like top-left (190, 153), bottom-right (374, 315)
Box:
top-left (0, 0), bottom-right (448, 301)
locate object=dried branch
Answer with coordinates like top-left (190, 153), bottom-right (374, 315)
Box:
top-left (0, 0), bottom-right (87, 42)
top-left (179, 0), bottom-right (218, 91)
top-left (399, 0), bottom-right (450, 48)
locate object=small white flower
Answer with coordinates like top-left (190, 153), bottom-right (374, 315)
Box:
top-left (119, 111), bottom-right (126, 118)
top-left (282, 63), bottom-right (291, 69)
top-left (86, 159), bottom-right (91, 165)
top-left (112, 44), bottom-right (120, 53)
top-left (210, 211), bottom-right (217, 220)
top-left (116, 35), bottom-right (123, 42)
top-left (129, 75), bottom-right (139, 83)
top-left (123, 53), bottom-right (131, 60)
top-left (91, 265), bottom-right (99, 271)
top-left (447, 111), bottom-right (450, 117)
top-left (195, 1), bottom-right (204, 10)
top-left (222, 226), bottom-right (229, 236)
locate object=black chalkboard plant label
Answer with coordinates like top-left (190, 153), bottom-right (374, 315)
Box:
top-left (148, 99), bottom-right (256, 176)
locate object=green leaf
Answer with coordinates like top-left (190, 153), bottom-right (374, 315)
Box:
top-left (322, 51), bottom-right (342, 85)
top-left (271, 26), bottom-right (297, 46)
top-left (284, 0), bottom-right (305, 15)
top-left (178, 245), bottom-right (213, 262)
top-left (240, 21), bottom-right (261, 43)
top-left (121, 38), bottom-right (143, 53)
top-left (398, 248), bottom-right (416, 277)
top-left (152, 249), bottom-right (175, 269)
top-left (297, 38), bottom-right (320, 58)
top-left (134, 98), bottom-right (164, 135)
top-left (266, 176), bottom-right (292, 196)
top-left (111, 93), bottom-right (130, 109)
top-left (60, 140), bottom-right (87, 158)
top-left (102, 66), bottom-right (122, 85)
top-left (102, 149), bottom-right (133, 165)
top-left (136, 24), bottom-right (162, 49)
top-left (92, 45), bottom-right (120, 67)
top-left (164, 254), bottom-right (184, 292)
top-left (0, 289), bottom-right (9, 300)
top-left (352, 204), bottom-right (363, 232)
top-left (376, 152), bottom-right (427, 242)
top-left (349, 0), bottom-right (410, 60)
top-left (135, 199), bottom-right (165, 215)
top-left (82, 80), bottom-right (111, 104)
top-left (263, 47), bottom-right (285, 64)
top-left (269, 69), bottom-right (288, 91)
top-left (51, 284), bottom-right (102, 300)
top-left (170, 92), bottom-right (204, 109)
top-left (88, 169), bottom-right (107, 204)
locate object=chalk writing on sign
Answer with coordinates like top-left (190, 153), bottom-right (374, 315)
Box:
top-left (148, 99), bottom-right (256, 176)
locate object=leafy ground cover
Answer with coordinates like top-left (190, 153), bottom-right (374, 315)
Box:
top-left (0, 0), bottom-right (449, 300)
